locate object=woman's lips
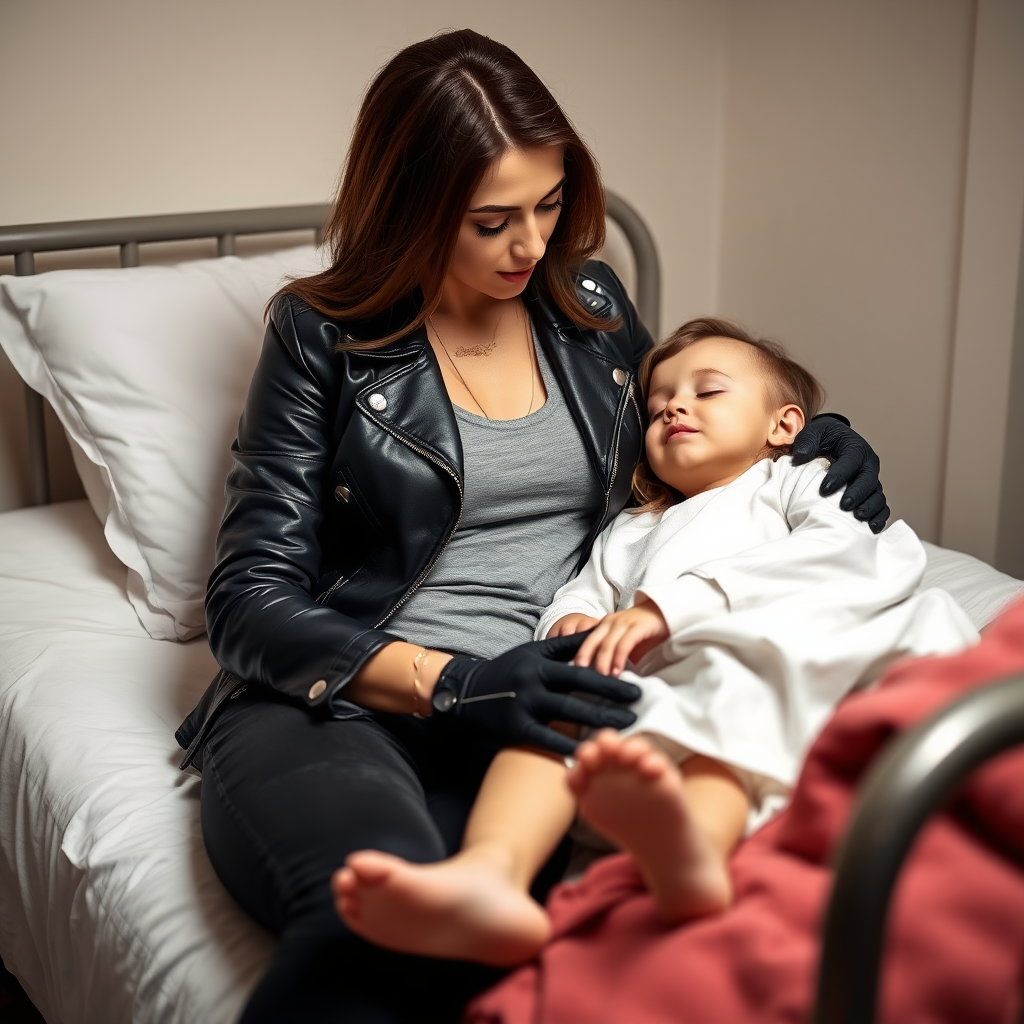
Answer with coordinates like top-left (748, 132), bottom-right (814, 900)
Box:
top-left (498, 266), bottom-right (535, 283)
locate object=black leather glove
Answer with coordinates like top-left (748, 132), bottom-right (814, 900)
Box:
top-left (791, 413), bottom-right (890, 533)
top-left (432, 633), bottom-right (641, 757)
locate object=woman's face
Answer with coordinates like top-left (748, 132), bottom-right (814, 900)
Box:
top-left (445, 145), bottom-right (566, 304)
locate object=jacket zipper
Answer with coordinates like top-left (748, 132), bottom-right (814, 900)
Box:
top-left (315, 575), bottom-right (348, 605)
top-left (572, 377), bottom-right (637, 574)
top-left (550, 325), bottom-right (636, 533)
top-left (360, 408), bottom-right (464, 627)
top-left (597, 379), bottom-right (636, 529)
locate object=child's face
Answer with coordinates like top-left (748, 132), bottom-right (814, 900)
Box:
top-left (645, 337), bottom-right (796, 497)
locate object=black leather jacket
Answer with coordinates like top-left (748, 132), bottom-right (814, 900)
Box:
top-left (176, 261), bottom-right (653, 767)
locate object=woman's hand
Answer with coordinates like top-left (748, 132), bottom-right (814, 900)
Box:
top-left (547, 613), bottom-right (600, 637)
top-left (572, 600), bottom-right (669, 677)
top-left (791, 414), bottom-right (889, 533)
top-left (434, 634), bottom-right (641, 757)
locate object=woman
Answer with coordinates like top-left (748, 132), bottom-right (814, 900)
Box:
top-left (176, 29), bottom-right (888, 1024)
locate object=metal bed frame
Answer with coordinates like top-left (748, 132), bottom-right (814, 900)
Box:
top-left (2, 199), bottom-right (1022, 1024)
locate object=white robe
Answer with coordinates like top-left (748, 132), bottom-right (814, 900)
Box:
top-left (537, 457), bottom-right (979, 831)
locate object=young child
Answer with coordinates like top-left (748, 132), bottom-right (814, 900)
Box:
top-left (331, 317), bottom-right (978, 966)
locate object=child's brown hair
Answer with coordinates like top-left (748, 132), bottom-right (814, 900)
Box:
top-left (631, 317), bottom-right (826, 514)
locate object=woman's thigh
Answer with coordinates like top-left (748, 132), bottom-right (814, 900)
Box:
top-left (200, 694), bottom-right (462, 936)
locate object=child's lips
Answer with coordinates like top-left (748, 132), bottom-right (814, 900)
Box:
top-left (666, 424), bottom-right (698, 440)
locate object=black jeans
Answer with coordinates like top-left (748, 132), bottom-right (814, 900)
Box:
top-left (200, 691), bottom-right (568, 1023)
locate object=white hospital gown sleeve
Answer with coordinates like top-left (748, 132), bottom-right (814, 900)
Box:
top-left (635, 576), bottom-right (728, 635)
top-left (535, 523), bottom-right (620, 640)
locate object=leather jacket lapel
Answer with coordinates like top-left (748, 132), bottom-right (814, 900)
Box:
top-left (352, 327), bottom-right (465, 483)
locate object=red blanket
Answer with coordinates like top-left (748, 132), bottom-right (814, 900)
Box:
top-left (468, 598), bottom-right (1024, 1024)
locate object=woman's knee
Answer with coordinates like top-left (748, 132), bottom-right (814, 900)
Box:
top-left (200, 697), bottom-right (447, 933)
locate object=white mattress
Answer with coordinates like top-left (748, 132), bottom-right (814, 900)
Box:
top-left (0, 500), bottom-right (272, 1024)
top-left (0, 502), bottom-right (1021, 1024)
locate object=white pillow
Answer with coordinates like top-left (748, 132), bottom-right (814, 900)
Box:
top-left (920, 541), bottom-right (1024, 632)
top-left (0, 247), bottom-right (324, 641)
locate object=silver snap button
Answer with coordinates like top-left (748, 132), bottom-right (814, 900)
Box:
top-left (334, 485), bottom-right (351, 503)
top-left (368, 393), bottom-right (387, 412)
top-left (581, 279), bottom-right (596, 291)
top-left (612, 367), bottom-right (627, 386)
top-left (309, 679), bottom-right (327, 700)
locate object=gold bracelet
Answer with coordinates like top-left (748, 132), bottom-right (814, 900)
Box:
top-left (412, 649), bottom-right (430, 718)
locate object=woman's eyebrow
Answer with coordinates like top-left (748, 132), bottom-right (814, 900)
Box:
top-left (468, 176), bottom-right (567, 214)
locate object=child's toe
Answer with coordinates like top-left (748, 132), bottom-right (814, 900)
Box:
top-left (575, 740), bottom-right (604, 771)
top-left (618, 737), bottom-right (651, 766)
top-left (638, 749), bottom-right (670, 778)
top-left (331, 866), bottom-right (355, 895)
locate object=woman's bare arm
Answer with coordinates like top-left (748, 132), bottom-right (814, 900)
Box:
top-left (343, 642), bottom-right (453, 716)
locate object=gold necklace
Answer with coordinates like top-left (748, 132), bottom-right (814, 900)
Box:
top-left (429, 304), bottom-right (536, 419)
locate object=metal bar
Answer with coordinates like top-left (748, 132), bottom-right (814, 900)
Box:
top-left (13, 251), bottom-right (51, 505)
top-left (0, 204), bottom-right (330, 256)
top-left (813, 673), bottom-right (1024, 1024)
top-left (0, 197), bottom-right (662, 335)
top-left (0, 196), bottom-right (661, 327)
top-left (120, 241), bottom-right (140, 268)
top-left (605, 190), bottom-right (661, 338)
top-left (217, 233), bottom-right (236, 257)
top-left (24, 385), bottom-right (51, 507)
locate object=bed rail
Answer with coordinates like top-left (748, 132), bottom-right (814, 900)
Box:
top-left (813, 672), bottom-right (1024, 1024)
top-left (0, 194), bottom-right (660, 507)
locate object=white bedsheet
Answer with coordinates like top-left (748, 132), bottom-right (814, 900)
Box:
top-left (0, 500), bottom-right (272, 1024)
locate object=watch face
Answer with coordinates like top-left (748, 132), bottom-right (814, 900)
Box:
top-left (432, 687), bottom-right (457, 713)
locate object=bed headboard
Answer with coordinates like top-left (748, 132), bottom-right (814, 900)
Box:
top-left (0, 193), bottom-right (660, 508)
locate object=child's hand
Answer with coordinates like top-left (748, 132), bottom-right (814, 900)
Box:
top-left (547, 613), bottom-right (600, 638)
top-left (573, 600), bottom-right (670, 676)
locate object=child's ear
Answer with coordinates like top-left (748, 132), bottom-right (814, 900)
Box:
top-left (767, 404), bottom-right (805, 449)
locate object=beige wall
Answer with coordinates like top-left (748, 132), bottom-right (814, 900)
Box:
top-left (941, 0), bottom-right (1024, 573)
top-left (711, 0), bottom-right (1024, 563)
top-left (714, 0), bottom-right (976, 542)
top-left (2, 0), bottom-right (1022, 569)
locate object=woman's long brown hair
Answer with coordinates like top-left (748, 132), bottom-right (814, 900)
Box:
top-left (279, 29), bottom-right (611, 348)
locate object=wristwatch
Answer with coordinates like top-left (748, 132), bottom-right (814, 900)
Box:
top-left (431, 678), bottom-right (458, 714)
top-left (431, 656), bottom-right (472, 714)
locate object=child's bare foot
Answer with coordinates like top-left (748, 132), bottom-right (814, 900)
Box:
top-left (566, 730), bottom-right (732, 924)
top-left (331, 846), bottom-right (551, 966)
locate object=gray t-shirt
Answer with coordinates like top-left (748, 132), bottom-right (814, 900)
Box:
top-left (387, 333), bottom-right (604, 657)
